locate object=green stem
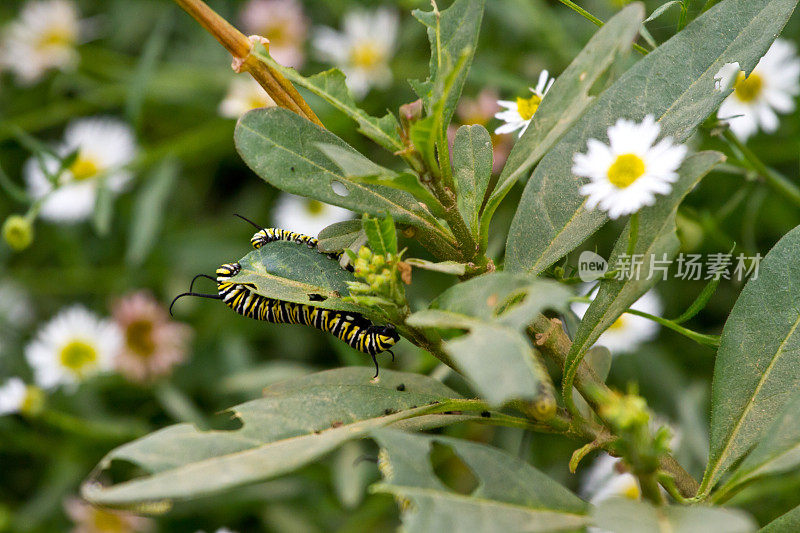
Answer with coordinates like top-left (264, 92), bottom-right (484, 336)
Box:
top-left (626, 212), bottom-right (639, 257)
top-left (569, 296), bottom-right (720, 347)
top-left (555, 0), bottom-right (649, 55)
top-left (723, 129), bottom-right (800, 208)
top-left (37, 409), bottom-right (148, 441)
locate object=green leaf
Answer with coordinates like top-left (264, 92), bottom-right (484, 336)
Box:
top-left (81, 368), bottom-right (465, 507)
top-left (721, 395), bottom-right (800, 494)
top-left (228, 240), bottom-right (361, 314)
top-left (565, 152), bottom-right (723, 381)
top-left (431, 272), bottom-right (571, 328)
top-left (760, 504), bottom-right (800, 532)
top-left (404, 258), bottom-right (467, 276)
top-left (592, 499), bottom-right (756, 533)
top-left (481, 4), bottom-right (644, 248)
top-left (235, 108), bottom-right (456, 255)
top-left (253, 51), bottom-right (403, 152)
top-left (317, 220), bottom-right (366, 253)
top-left (412, 0), bottom-right (485, 130)
top-left (126, 159), bottom-right (178, 266)
top-left (314, 142), bottom-right (443, 215)
top-left (362, 213), bottom-right (398, 256)
top-left (505, 0), bottom-right (798, 275)
top-left (407, 274), bottom-right (570, 406)
top-left (408, 114), bottom-right (439, 174)
top-left (371, 429), bottom-right (589, 532)
top-left (702, 224), bottom-right (800, 496)
top-left (452, 124), bottom-right (492, 239)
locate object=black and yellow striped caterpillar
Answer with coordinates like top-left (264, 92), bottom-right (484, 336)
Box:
top-left (171, 216), bottom-right (399, 376)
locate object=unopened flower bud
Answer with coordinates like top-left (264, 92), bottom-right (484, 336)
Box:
top-left (358, 246), bottom-right (372, 260)
top-left (2, 215), bottom-right (33, 251)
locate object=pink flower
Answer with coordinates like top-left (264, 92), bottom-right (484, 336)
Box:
top-left (239, 0), bottom-right (308, 68)
top-left (111, 291), bottom-right (191, 383)
top-left (64, 497), bottom-right (153, 533)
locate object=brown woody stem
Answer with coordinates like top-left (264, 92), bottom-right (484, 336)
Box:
top-left (529, 315), bottom-right (700, 499)
top-left (172, 0), bottom-right (321, 126)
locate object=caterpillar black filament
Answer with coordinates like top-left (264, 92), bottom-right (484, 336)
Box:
top-left (171, 220), bottom-right (399, 377)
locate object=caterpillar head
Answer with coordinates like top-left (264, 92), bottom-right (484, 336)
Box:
top-left (373, 324), bottom-right (400, 350)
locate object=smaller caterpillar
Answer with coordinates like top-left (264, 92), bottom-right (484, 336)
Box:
top-left (171, 216), bottom-right (398, 377)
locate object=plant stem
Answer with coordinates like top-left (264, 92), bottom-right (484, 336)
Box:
top-left (569, 296), bottom-right (720, 347)
top-left (171, 0), bottom-right (321, 126)
top-left (555, 0), bottom-right (649, 55)
top-left (723, 129), bottom-right (800, 207)
top-left (626, 212), bottom-right (639, 257)
top-left (528, 315), bottom-right (700, 498)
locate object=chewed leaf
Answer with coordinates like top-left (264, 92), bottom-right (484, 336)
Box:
top-left (82, 369), bottom-right (466, 508)
top-left (371, 429), bottom-right (589, 531)
top-left (229, 240), bottom-right (363, 314)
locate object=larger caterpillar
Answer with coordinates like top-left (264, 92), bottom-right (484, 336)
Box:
top-left (171, 217), bottom-right (399, 377)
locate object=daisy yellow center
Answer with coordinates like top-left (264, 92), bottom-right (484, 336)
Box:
top-left (622, 481), bottom-right (641, 500)
top-left (125, 319), bottom-right (156, 358)
top-left (91, 508), bottom-right (127, 533)
top-left (734, 71), bottom-right (764, 103)
top-left (37, 27), bottom-right (74, 50)
top-left (305, 199), bottom-right (325, 215)
top-left (247, 95), bottom-right (271, 110)
top-left (21, 387), bottom-right (45, 416)
top-left (516, 94), bottom-right (543, 121)
top-left (608, 316), bottom-right (627, 331)
top-left (350, 41), bottom-right (383, 70)
top-left (59, 340), bottom-right (98, 376)
top-left (607, 153), bottom-right (645, 188)
top-left (69, 154), bottom-right (100, 181)
top-left (264, 23), bottom-right (288, 46)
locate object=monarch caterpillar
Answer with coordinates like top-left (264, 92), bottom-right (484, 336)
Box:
top-left (171, 216), bottom-right (399, 377)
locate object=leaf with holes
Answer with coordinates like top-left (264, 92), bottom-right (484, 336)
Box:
top-left (565, 152), bottom-right (723, 383)
top-left (505, 0), bottom-right (798, 275)
top-left (235, 108), bottom-right (457, 256)
top-left (370, 429), bottom-right (589, 532)
top-left (701, 224), bottom-right (800, 497)
top-left (481, 4), bottom-right (644, 249)
top-left (81, 368), bottom-right (472, 508)
top-left (224, 240), bottom-right (363, 314)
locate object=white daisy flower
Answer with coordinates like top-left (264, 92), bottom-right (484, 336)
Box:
top-left (25, 117), bottom-right (137, 222)
top-left (572, 115), bottom-right (687, 220)
top-left (572, 290), bottom-right (662, 354)
top-left (25, 305), bottom-right (122, 390)
top-left (273, 193), bottom-right (352, 237)
top-left (494, 70), bottom-right (555, 138)
top-left (717, 39), bottom-right (800, 141)
top-left (0, 0), bottom-right (81, 85)
top-left (239, 0), bottom-right (308, 69)
top-left (581, 453), bottom-right (641, 505)
top-left (312, 8), bottom-right (398, 99)
top-left (219, 77), bottom-right (276, 119)
top-left (0, 378), bottom-right (27, 416)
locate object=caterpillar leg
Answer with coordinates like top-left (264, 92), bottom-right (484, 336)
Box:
top-left (371, 353), bottom-right (380, 379)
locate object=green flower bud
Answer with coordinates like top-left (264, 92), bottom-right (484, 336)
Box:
top-left (2, 215), bottom-right (33, 251)
top-left (358, 246), bottom-right (372, 260)
top-left (371, 254), bottom-right (385, 268)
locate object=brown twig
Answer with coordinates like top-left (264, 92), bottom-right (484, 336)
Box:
top-left (172, 0), bottom-right (321, 126)
top-left (529, 315), bottom-right (700, 499)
